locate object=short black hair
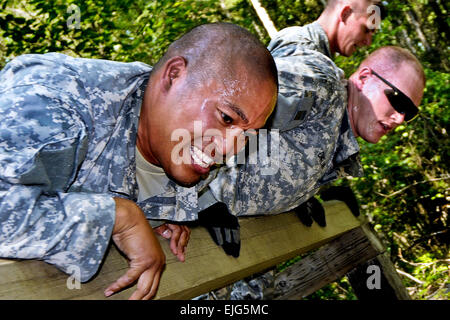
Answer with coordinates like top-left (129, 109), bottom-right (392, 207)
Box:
top-left (154, 22), bottom-right (278, 92)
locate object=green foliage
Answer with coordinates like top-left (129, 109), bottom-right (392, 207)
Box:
top-left (0, 0), bottom-right (448, 300)
top-left (0, 0), bottom-right (264, 67)
top-left (260, 0), bottom-right (324, 31)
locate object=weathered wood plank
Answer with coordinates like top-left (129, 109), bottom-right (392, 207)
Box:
top-left (268, 226), bottom-right (382, 300)
top-left (0, 200), bottom-right (360, 300)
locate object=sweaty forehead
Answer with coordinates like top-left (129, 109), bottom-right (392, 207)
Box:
top-left (211, 66), bottom-right (267, 99)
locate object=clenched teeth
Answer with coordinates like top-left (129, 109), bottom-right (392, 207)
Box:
top-left (190, 146), bottom-right (214, 168)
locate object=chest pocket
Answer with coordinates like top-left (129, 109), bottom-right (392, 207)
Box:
top-left (268, 92), bottom-right (314, 132)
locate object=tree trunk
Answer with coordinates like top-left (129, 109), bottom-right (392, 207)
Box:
top-left (403, 9), bottom-right (431, 52)
top-left (249, 0), bottom-right (278, 38)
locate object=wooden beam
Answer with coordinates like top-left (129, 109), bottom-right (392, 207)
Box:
top-left (0, 200), bottom-right (360, 300)
top-left (267, 226), bottom-right (382, 300)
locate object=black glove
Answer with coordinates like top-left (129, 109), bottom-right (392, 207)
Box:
top-left (293, 196), bottom-right (326, 227)
top-left (320, 186), bottom-right (360, 217)
top-left (197, 202), bottom-right (240, 258)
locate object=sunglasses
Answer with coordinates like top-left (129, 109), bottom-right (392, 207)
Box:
top-left (371, 69), bottom-right (419, 122)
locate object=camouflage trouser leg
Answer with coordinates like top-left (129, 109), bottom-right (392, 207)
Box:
top-left (193, 269), bottom-right (275, 300)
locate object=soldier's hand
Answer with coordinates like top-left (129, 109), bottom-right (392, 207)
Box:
top-left (104, 197), bottom-right (165, 300)
top-left (320, 186), bottom-right (360, 217)
top-left (154, 223), bottom-right (191, 262)
top-left (293, 196), bottom-right (326, 227)
top-left (198, 202), bottom-right (241, 258)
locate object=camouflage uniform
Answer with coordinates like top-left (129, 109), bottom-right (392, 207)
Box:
top-left (199, 21), bottom-right (363, 216)
top-left (201, 22), bottom-right (364, 300)
top-left (0, 53), bottom-right (204, 282)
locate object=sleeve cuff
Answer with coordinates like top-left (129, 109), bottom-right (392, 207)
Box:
top-left (43, 193), bottom-right (116, 282)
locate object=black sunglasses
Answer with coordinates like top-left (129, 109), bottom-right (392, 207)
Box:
top-left (371, 69), bottom-right (419, 122)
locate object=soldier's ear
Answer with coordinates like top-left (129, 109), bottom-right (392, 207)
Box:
top-left (340, 5), bottom-right (353, 23)
top-left (355, 67), bottom-right (371, 90)
top-left (160, 56), bottom-right (188, 92)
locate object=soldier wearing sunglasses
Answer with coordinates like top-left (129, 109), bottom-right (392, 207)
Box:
top-left (370, 69), bottom-right (419, 122)
top-left (196, 46), bottom-right (425, 255)
top-left (347, 48), bottom-right (424, 144)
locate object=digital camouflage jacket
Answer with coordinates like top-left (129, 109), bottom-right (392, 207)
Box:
top-left (0, 53), bottom-right (202, 281)
top-left (199, 21), bottom-right (363, 215)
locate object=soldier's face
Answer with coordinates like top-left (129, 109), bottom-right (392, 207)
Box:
top-left (141, 58), bottom-right (277, 187)
top-left (337, 8), bottom-right (375, 56)
top-left (350, 65), bottom-right (423, 143)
